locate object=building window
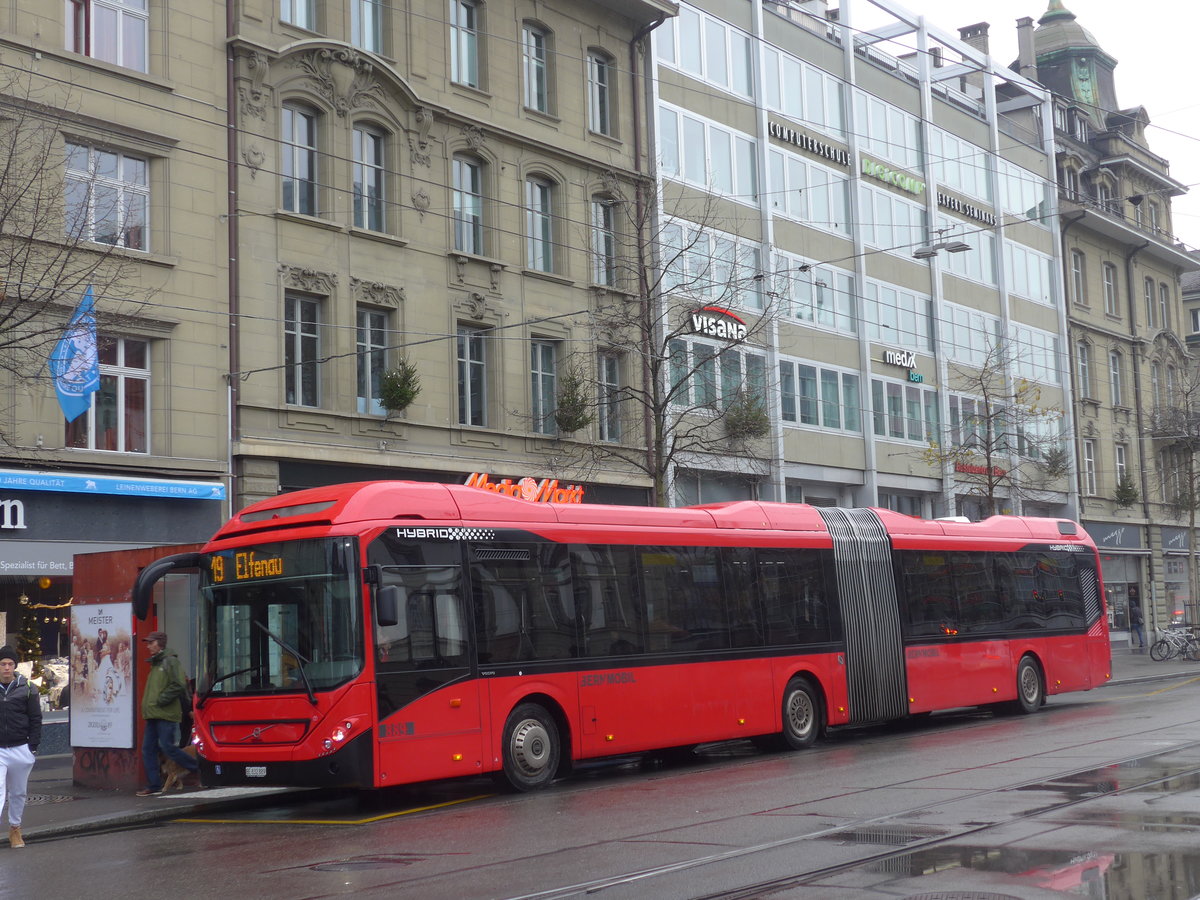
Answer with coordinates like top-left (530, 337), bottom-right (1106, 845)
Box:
top-left (67, 0), bottom-right (148, 72)
top-left (1192, 307), bottom-right (1200, 335)
top-left (450, 0), bottom-right (479, 88)
top-left (281, 104), bottom-right (318, 215)
top-left (1102, 262), bottom-right (1119, 317)
top-left (657, 7), bottom-right (753, 98)
top-left (588, 52), bottom-right (614, 136)
top-left (1144, 277), bottom-right (1156, 328)
top-left (531, 340), bottom-right (557, 435)
top-left (1148, 202), bottom-right (1161, 234)
top-left (352, 126), bottom-right (385, 231)
top-left (356, 307), bottom-right (388, 415)
top-left (670, 340), bottom-right (764, 412)
top-left (281, 0), bottom-right (315, 29)
top-left (64, 336), bottom-right (148, 453)
top-left (658, 105), bottom-right (758, 204)
top-left (591, 196), bottom-right (617, 286)
top-left (782, 361), bottom-right (861, 433)
top-left (1160, 282), bottom-right (1172, 330)
top-left (598, 352), bottom-right (621, 442)
top-left (285, 295), bottom-right (321, 407)
top-left (1070, 250), bottom-right (1087, 305)
top-left (522, 25), bottom-right (550, 113)
top-left (1076, 342), bottom-right (1092, 398)
top-left (1115, 443), bottom-right (1128, 485)
top-left (452, 155), bottom-right (483, 254)
top-left (1151, 361), bottom-right (1162, 409)
top-left (1109, 350), bottom-right (1123, 407)
top-left (64, 142), bottom-right (149, 250)
top-left (1082, 440), bottom-right (1097, 496)
top-left (525, 176), bottom-right (554, 272)
top-left (352, 0), bottom-right (383, 52)
top-left (457, 325), bottom-right (487, 426)
top-left (1062, 166), bottom-right (1079, 200)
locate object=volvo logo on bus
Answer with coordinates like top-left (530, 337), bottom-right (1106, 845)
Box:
top-left (690, 306), bottom-right (747, 342)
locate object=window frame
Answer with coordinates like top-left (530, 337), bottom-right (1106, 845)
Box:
top-left (1082, 439), bottom-right (1097, 496)
top-left (64, 335), bottom-right (150, 454)
top-left (69, 0), bottom-right (149, 72)
top-left (522, 24), bottom-right (551, 114)
top-left (352, 125), bottom-right (386, 231)
top-left (1070, 250), bottom-right (1087, 305)
top-left (285, 294), bottom-right (322, 408)
top-left (525, 175), bottom-right (555, 273)
top-left (356, 306), bottom-right (389, 416)
top-left (598, 352), bottom-right (621, 442)
top-left (587, 51), bottom-right (614, 136)
top-left (457, 325), bottom-right (488, 427)
top-left (282, 0), bottom-right (315, 30)
top-left (530, 339), bottom-right (557, 435)
top-left (450, 0), bottom-right (480, 88)
top-left (281, 104), bottom-right (318, 216)
top-left (452, 154), bottom-right (484, 254)
top-left (1075, 341), bottom-right (1092, 399)
top-left (590, 196), bottom-right (617, 286)
top-left (64, 141), bottom-right (150, 251)
top-left (352, 0), bottom-right (384, 52)
top-left (1102, 262), bottom-right (1119, 317)
top-left (1109, 349), bottom-right (1123, 407)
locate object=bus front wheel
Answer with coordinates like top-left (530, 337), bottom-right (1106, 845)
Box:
top-left (781, 677), bottom-right (822, 750)
top-left (501, 703), bottom-right (560, 792)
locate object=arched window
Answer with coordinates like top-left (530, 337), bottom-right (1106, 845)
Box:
top-left (525, 175), bottom-right (556, 272)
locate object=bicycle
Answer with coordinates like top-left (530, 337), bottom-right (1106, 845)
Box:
top-left (1149, 627), bottom-right (1200, 661)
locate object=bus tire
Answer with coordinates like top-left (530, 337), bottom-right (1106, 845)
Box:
top-left (780, 677), bottom-right (822, 750)
top-left (501, 703), bottom-right (560, 792)
top-left (1010, 656), bottom-right (1044, 715)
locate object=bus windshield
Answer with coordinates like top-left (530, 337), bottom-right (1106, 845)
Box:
top-left (198, 537), bottom-right (362, 698)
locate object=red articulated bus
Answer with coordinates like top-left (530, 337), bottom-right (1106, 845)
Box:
top-left (131, 481), bottom-right (1111, 792)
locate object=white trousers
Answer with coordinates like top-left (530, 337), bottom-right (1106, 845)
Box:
top-left (0, 745), bottom-right (35, 827)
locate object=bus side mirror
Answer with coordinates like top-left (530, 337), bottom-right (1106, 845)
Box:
top-left (377, 585), bottom-right (401, 627)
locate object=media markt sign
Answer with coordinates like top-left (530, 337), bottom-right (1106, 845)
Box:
top-left (465, 472), bottom-right (585, 504)
top-left (689, 306), bottom-right (747, 342)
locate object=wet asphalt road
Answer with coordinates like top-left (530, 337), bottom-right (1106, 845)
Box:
top-left (6, 675), bottom-right (1200, 900)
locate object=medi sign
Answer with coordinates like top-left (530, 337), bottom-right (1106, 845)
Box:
top-left (465, 472), bottom-right (585, 503)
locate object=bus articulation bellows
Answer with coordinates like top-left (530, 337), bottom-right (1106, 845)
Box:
top-left (132, 481), bottom-right (1111, 792)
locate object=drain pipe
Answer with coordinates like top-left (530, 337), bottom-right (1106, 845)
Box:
top-left (629, 13), bottom-right (666, 503)
top-left (225, 0), bottom-right (241, 515)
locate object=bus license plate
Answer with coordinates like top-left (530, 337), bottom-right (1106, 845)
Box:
top-left (246, 766), bottom-right (267, 778)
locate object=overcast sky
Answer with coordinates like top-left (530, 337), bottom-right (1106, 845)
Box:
top-left (852, 0), bottom-right (1200, 253)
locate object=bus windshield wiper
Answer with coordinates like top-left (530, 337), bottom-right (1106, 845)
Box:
top-left (254, 621), bottom-right (318, 705)
top-left (198, 662), bottom-right (264, 709)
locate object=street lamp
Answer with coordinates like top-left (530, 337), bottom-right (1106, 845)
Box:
top-left (912, 240), bottom-right (971, 259)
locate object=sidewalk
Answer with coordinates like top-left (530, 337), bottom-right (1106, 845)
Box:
top-left (15, 642), bottom-right (1197, 845)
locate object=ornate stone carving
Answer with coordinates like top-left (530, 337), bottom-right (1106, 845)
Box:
top-left (454, 254), bottom-right (468, 283)
top-left (409, 107), bottom-right (434, 167)
top-left (351, 277), bottom-right (405, 308)
top-left (600, 170), bottom-right (623, 200)
top-left (242, 144), bottom-right (265, 178)
top-left (459, 291), bottom-right (490, 321)
top-left (489, 263), bottom-right (503, 292)
top-left (279, 264), bottom-right (337, 295)
top-left (238, 50), bottom-right (271, 122)
top-left (462, 124), bottom-right (486, 152)
top-left (411, 187), bottom-right (431, 220)
top-left (291, 48), bottom-right (384, 117)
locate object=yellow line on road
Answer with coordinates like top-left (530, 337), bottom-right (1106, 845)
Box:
top-left (172, 793), bottom-right (493, 826)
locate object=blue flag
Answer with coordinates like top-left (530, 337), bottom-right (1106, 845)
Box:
top-left (50, 286), bottom-right (100, 423)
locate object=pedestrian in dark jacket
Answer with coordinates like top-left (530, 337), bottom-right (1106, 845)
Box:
top-left (0, 645), bottom-right (40, 848)
top-left (137, 631), bottom-right (199, 796)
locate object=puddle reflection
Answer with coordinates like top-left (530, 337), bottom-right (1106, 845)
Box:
top-left (862, 845), bottom-right (1200, 898)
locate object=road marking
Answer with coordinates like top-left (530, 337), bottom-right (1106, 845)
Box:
top-left (172, 793), bottom-right (493, 826)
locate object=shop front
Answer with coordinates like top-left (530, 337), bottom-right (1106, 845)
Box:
top-left (1083, 521), bottom-right (1148, 636)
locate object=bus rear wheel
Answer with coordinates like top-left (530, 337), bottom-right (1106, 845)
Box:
top-left (1010, 657), bottom-right (1044, 715)
top-left (501, 703), bottom-right (560, 792)
top-left (781, 677), bottom-right (822, 750)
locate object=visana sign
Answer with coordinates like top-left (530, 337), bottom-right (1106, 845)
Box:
top-left (690, 306), bottom-right (747, 342)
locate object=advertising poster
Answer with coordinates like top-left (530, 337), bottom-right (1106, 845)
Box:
top-left (69, 604), bottom-right (134, 748)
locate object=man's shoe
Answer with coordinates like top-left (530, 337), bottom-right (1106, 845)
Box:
top-left (9, 826), bottom-right (24, 848)
top-left (135, 787), bottom-right (163, 797)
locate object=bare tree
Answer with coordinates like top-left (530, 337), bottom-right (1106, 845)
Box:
top-left (923, 339), bottom-right (1069, 518)
top-left (0, 68), bottom-right (147, 449)
top-left (548, 184), bottom-right (782, 506)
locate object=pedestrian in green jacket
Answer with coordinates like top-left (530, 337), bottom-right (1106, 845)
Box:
top-left (137, 631), bottom-right (199, 796)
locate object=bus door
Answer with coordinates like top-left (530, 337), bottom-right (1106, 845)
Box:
top-left (371, 561), bottom-right (483, 785)
top-left (817, 508), bottom-right (909, 725)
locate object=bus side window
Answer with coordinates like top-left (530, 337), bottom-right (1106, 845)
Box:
top-left (898, 550), bottom-right (958, 638)
top-left (435, 593), bottom-right (468, 662)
